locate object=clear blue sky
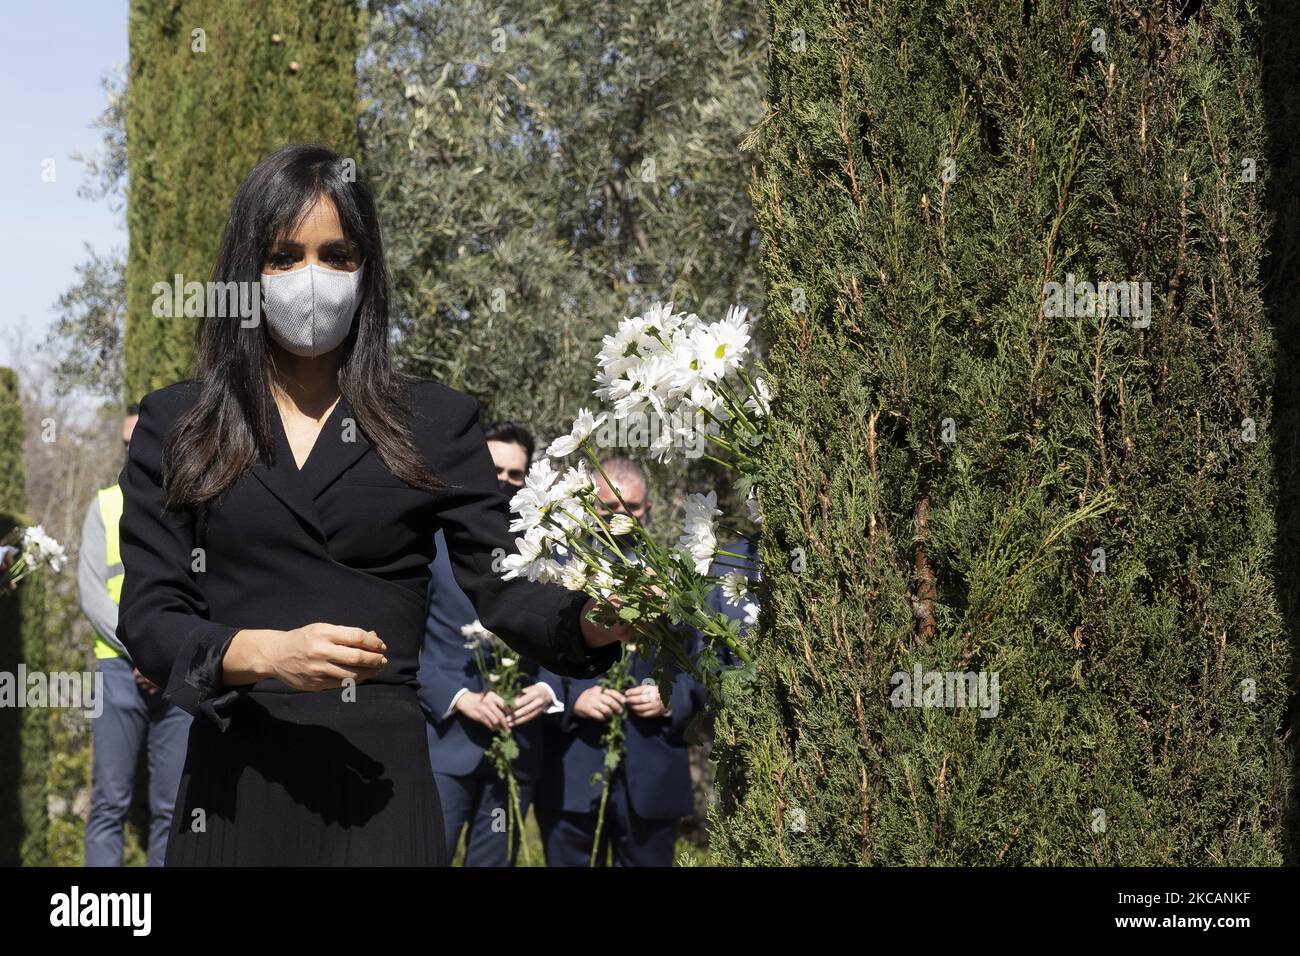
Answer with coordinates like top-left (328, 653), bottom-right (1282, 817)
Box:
top-left (0, 1), bottom-right (128, 367)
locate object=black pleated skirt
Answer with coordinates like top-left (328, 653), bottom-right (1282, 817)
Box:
top-left (165, 683), bottom-right (446, 866)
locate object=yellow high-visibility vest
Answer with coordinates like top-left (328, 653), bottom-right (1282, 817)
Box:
top-left (94, 484), bottom-right (124, 660)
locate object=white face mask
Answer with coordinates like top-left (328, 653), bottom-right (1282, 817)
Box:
top-left (260, 263), bottom-right (364, 357)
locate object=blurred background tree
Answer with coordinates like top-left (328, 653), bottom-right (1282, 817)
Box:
top-left (41, 66), bottom-right (127, 402)
top-left (359, 0), bottom-right (767, 848)
top-left (359, 0), bottom-right (766, 436)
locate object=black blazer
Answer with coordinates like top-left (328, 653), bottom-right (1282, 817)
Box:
top-left (116, 379), bottom-right (618, 732)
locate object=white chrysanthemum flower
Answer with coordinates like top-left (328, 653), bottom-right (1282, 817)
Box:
top-left (686, 327), bottom-right (727, 383)
top-left (595, 318), bottom-right (650, 385)
top-left (682, 490), bottom-right (721, 526)
top-left (742, 602), bottom-right (759, 626)
top-left (689, 311), bottom-right (750, 382)
top-left (553, 461), bottom-right (595, 500)
top-left (487, 673), bottom-right (501, 684)
top-left (547, 507), bottom-right (584, 544)
top-left (608, 353), bottom-right (677, 420)
top-left (547, 408), bottom-right (607, 458)
top-left (597, 364), bottom-right (642, 416)
top-left (594, 304), bottom-right (687, 403)
top-left (459, 619), bottom-right (497, 642)
top-left (525, 457), bottom-right (559, 493)
top-left (501, 528), bottom-right (563, 583)
top-left (607, 513), bottom-right (636, 536)
top-left (722, 303), bottom-right (750, 331)
top-left (509, 458), bottom-right (573, 533)
top-left (515, 464), bottom-right (593, 545)
top-left (542, 564), bottom-right (566, 585)
top-left (634, 302), bottom-right (690, 355)
top-left (559, 562), bottom-right (589, 592)
top-left (720, 571), bottom-right (750, 605)
top-left (506, 504), bottom-right (542, 535)
top-left (677, 491), bottom-right (720, 574)
top-left (509, 458), bottom-right (556, 506)
top-left (659, 407), bottom-right (716, 465)
top-left (668, 337), bottom-right (707, 396)
top-left (501, 657), bottom-right (517, 668)
top-left (22, 525), bottom-right (66, 572)
top-left (683, 380), bottom-right (728, 419)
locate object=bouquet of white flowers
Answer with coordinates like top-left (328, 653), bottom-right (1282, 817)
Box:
top-left (502, 302), bottom-right (769, 699)
top-left (2, 524), bottom-right (67, 592)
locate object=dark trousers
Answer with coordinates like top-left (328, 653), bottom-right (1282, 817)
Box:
top-left (84, 657), bottom-right (192, 867)
top-left (535, 774), bottom-right (679, 867)
top-left (432, 755), bottom-right (534, 867)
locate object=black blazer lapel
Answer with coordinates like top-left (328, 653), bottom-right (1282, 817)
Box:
top-left (248, 402), bottom-right (336, 543)
top-left (299, 393), bottom-right (373, 500)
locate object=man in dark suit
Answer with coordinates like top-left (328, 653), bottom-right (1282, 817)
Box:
top-left (418, 421), bottom-right (561, 866)
top-left (534, 458), bottom-right (706, 867)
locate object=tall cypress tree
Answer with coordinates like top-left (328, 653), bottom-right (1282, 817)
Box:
top-left (0, 368), bottom-right (47, 865)
top-left (1262, 0), bottom-right (1300, 861)
top-left (713, 0), bottom-right (1288, 864)
top-left (125, 0), bottom-right (361, 399)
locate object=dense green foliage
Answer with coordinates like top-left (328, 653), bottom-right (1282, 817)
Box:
top-left (713, 0), bottom-right (1289, 864)
top-left (0, 367), bottom-right (48, 865)
top-left (0, 370), bottom-right (23, 518)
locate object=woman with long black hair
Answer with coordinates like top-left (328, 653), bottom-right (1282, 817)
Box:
top-left (116, 143), bottom-right (628, 866)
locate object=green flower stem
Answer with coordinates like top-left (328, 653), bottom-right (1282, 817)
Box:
top-left (5, 554), bottom-right (36, 587)
top-left (589, 653), bottom-right (634, 866)
top-left (709, 376), bottom-right (760, 433)
top-left (469, 637), bottom-right (530, 866)
top-left (714, 546), bottom-right (755, 561)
